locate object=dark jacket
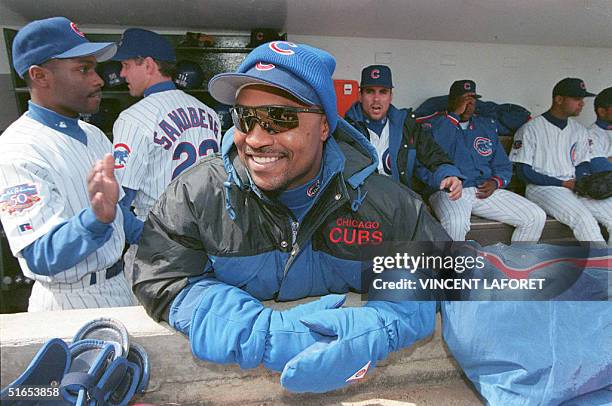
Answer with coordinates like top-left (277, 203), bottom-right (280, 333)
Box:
top-left (345, 102), bottom-right (462, 191)
top-left (132, 118), bottom-right (449, 322)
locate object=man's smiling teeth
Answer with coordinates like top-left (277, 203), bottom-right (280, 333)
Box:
top-left (252, 156), bottom-right (281, 164)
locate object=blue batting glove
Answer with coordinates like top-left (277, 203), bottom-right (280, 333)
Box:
top-left (264, 294), bottom-right (346, 371)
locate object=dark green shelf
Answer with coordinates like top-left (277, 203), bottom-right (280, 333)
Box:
top-left (176, 47), bottom-right (253, 53)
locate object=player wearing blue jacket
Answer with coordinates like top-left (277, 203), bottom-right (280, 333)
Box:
top-left (345, 65), bottom-right (463, 199)
top-left (418, 80), bottom-right (546, 241)
top-left (132, 42), bottom-right (450, 393)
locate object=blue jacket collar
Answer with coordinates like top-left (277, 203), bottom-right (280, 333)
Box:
top-left (595, 119), bottom-right (611, 130)
top-left (543, 110), bottom-right (568, 130)
top-left (26, 101), bottom-right (87, 145)
top-left (345, 101), bottom-right (407, 181)
top-left (144, 80), bottom-right (177, 97)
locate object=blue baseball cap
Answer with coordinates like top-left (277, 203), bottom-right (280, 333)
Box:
top-left (208, 41), bottom-right (338, 132)
top-left (552, 78), bottom-right (595, 98)
top-left (594, 87), bottom-right (611, 109)
top-left (360, 65), bottom-right (393, 88)
top-left (12, 17), bottom-right (117, 79)
top-left (449, 80), bottom-right (482, 99)
top-left (111, 28), bottom-right (176, 62)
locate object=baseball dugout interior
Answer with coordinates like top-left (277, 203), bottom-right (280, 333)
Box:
top-left (1, 30), bottom-right (603, 313)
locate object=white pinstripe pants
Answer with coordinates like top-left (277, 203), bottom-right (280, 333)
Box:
top-left (526, 185), bottom-right (612, 244)
top-left (28, 270), bottom-right (137, 312)
top-left (429, 187), bottom-right (546, 242)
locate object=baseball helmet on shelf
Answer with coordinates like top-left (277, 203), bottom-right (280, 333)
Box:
top-left (99, 61), bottom-right (127, 89)
top-left (174, 60), bottom-right (204, 89)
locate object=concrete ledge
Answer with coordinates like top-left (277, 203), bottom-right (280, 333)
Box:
top-left (1, 295), bottom-right (483, 405)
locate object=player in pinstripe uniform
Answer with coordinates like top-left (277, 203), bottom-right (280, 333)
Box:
top-left (588, 87), bottom-right (611, 162)
top-left (511, 78), bottom-right (612, 244)
top-left (0, 17), bottom-right (140, 311)
top-left (418, 80), bottom-right (546, 241)
top-left (110, 28), bottom-right (221, 221)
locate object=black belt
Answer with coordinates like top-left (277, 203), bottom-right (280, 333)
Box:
top-left (89, 260), bottom-right (124, 286)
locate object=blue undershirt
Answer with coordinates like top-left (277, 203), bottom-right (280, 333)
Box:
top-left (365, 117), bottom-right (387, 138)
top-left (517, 162), bottom-right (593, 187)
top-left (143, 80), bottom-right (176, 97)
top-left (21, 101), bottom-right (143, 276)
top-left (278, 164), bottom-right (325, 222)
top-left (595, 119), bottom-right (611, 130)
top-left (542, 110), bottom-right (568, 130)
top-left (516, 111), bottom-right (609, 186)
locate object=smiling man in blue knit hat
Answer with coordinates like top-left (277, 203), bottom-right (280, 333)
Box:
top-left (132, 41), bottom-right (450, 393)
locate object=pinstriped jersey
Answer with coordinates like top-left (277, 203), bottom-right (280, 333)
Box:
top-left (510, 116), bottom-right (590, 180)
top-left (112, 89), bottom-right (221, 220)
top-left (588, 122), bottom-right (611, 159)
top-left (0, 113), bottom-right (126, 284)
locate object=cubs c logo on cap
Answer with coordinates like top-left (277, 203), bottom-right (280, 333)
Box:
top-left (70, 22), bottom-right (85, 38)
top-left (269, 41), bottom-right (297, 55)
top-left (255, 62), bottom-right (275, 71)
top-left (370, 69), bottom-right (380, 79)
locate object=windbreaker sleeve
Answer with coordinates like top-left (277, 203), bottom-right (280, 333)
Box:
top-left (415, 125), bottom-right (455, 172)
top-left (132, 178), bottom-right (209, 321)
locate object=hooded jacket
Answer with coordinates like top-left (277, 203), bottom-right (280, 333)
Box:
top-left (133, 117), bottom-right (449, 321)
top-left (345, 102), bottom-right (462, 191)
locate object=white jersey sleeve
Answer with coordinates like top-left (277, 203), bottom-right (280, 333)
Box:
top-left (572, 124), bottom-right (591, 165)
top-left (588, 124), bottom-right (612, 159)
top-left (509, 121), bottom-right (536, 165)
top-left (112, 115), bottom-right (150, 191)
top-left (0, 158), bottom-right (65, 255)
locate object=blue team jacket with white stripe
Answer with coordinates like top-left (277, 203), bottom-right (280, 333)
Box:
top-left (417, 112), bottom-right (513, 190)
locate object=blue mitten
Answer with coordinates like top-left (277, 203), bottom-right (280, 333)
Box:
top-left (280, 300), bottom-right (436, 393)
top-left (264, 294), bottom-right (346, 371)
top-left (186, 280), bottom-right (345, 370)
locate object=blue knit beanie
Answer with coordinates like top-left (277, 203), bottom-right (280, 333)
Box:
top-left (208, 41), bottom-right (338, 132)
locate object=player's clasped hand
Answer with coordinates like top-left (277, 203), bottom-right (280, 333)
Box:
top-left (440, 176), bottom-right (463, 200)
top-left (280, 305), bottom-right (395, 393)
top-left (476, 179), bottom-right (497, 199)
top-left (87, 153), bottom-right (119, 223)
top-left (264, 294), bottom-right (346, 371)
top-left (562, 179), bottom-right (576, 190)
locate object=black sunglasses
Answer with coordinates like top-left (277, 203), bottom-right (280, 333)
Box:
top-left (230, 105), bottom-right (324, 134)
